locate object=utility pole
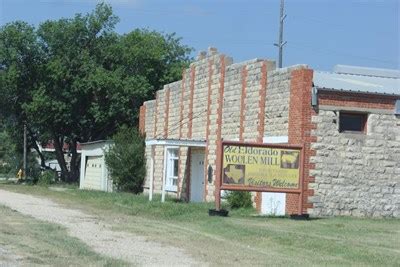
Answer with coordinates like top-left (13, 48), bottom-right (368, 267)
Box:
top-left (274, 0), bottom-right (287, 68)
top-left (23, 123), bottom-right (27, 178)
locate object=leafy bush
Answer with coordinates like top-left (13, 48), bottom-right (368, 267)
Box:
top-left (105, 126), bottom-right (146, 194)
top-left (226, 191), bottom-right (252, 209)
top-left (37, 170), bottom-right (55, 186)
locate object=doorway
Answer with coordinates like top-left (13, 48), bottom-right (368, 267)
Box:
top-left (190, 152), bottom-right (205, 202)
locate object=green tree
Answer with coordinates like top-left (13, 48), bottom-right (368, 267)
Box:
top-left (0, 21), bottom-right (49, 172)
top-left (0, 124), bottom-right (18, 175)
top-left (0, 120), bottom-right (41, 179)
top-left (105, 126), bottom-right (145, 193)
top-left (1, 3), bottom-right (192, 182)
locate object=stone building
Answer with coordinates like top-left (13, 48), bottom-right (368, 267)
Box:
top-left (139, 48), bottom-right (400, 217)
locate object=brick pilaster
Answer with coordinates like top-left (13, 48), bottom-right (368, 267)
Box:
top-left (153, 91), bottom-right (159, 137)
top-left (179, 70), bottom-right (186, 139)
top-left (287, 68), bottom-right (315, 214)
top-left (139, 105), bottom-right (146, 135)
top-left (204, 59), bottom-right (214, 200)
top-left (255, 61), bottom-right (268, 211)
top-left (187, 66), bottom-right (196, 139)
top-left (177, 69), bottom-right (187, 198)
top-left (164, 88), bottom-right (170, 138)
top-left (214, 55), bottom-right (226, 200)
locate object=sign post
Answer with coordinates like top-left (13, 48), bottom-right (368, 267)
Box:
top-left (215, 141), bottom-right (305, 216)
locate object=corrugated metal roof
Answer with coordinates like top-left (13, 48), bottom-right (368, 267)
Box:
top-left (313, 65), bottom-right (400, 96)
top-left (333, 65), bottom-right (400, 78)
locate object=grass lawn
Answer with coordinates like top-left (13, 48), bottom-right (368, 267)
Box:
top-left (1, 183), bottom-right (399, 266)
top-left (0, 204), bottom-right (125, 266)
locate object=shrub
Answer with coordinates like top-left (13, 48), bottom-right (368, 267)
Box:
top-left (105, 126), bottom-right (146, 194)
top-left (226, 191), bottom-right (252, 209)
top-left (37, 170), bottom-right (55, 186)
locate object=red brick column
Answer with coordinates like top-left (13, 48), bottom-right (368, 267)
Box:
top-left (287, 68), bottom-right (315, 215)
top-left (179, 70), bottom-right (186, 139)
top-left (255, 61), bottom-right (268, 211)
top-left (177, 70), bottom-right (186, 199)
top-left (187, 66), bottom-right (196, 139)
top-left (214, 55), bottom-right (226, 205)
top-left (204, 59), bottom-right (214, 199)
top-left (153, 91), bottom-right (159, 137)
top-left (139, 105), bottom-right (146, 135)
top-left (163, 88), bottom-right (170, 138)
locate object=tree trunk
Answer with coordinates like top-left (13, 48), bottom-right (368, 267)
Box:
top-left (67, 141), bottom-right (80, 183)
top-left (28, 132), bottom-right (51, 170)
top-left (53, 134), bottom-right (69, 182)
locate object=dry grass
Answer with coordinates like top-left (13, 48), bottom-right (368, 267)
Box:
top-left (0, 205), bottom-right (125, 266)
top-left (1, 183), bottom-right (400, 266)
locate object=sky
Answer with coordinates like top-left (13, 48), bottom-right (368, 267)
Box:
top-left (0, 0), bottom-right (399, 71)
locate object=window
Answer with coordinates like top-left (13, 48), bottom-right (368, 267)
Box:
top-left (339, 112), bottom-right (367, 133)
top-left (166, 148), bottom-right (179, 191)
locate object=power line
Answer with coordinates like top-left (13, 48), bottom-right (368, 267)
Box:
top-left (287, 42), bottom-right (398, 65)
top-left (153, 108), bottom-right (208, 140)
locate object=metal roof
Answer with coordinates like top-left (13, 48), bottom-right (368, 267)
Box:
top-left (333, 65), bottom-right (400, 79)
top-left (313, 65), bottom-right (400, 96)
top-left (145, 138), bottom-right (206, 147)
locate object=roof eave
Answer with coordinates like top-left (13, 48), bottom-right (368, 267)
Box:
top-left (316, 87), bottom-right (400, 97)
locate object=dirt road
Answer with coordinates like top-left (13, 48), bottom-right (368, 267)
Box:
top-left (0, 189), bottom-right (202, 266)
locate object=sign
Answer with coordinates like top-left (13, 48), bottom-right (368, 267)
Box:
top-left (221, 142), bottom-right (302, 191)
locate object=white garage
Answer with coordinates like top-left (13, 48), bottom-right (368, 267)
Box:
top-left (79, 140), bottom-right (113, 192)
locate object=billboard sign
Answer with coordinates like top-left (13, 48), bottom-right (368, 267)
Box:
top-left (220, 142), bottom-right (303, 192)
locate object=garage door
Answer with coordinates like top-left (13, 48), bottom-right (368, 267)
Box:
top-left (82, 156), bottom-right (103, 190)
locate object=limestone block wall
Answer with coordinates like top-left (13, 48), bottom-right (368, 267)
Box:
top-left (151, 90), bottom-right (166, 192)
top-left (166, 81), bottom-right (181, 139)
top-left (309, 110), bottom-right (400, 217)
top-left (241, 60), bottom-right (267, 141)
top-left (191, 58), bottom-right (210, 139)
top-left (143, 145), bottom-right (152, 188)
top-left (152, 145), bottom-right (164, 192)
top-left (180, 68), bottom-right (191, 139)
top-left (178, 147), bottom-right (190, 199)
top-left (143, 100), bottom-right (155, 189)
top-left (144, 100), bottom-right (155, 139)
top-left (264, 67), bottom-right (293, 137)
top-left (221, 61), bottom-right (246, 141)
top-left (141, 48), bottom-right (303, 203)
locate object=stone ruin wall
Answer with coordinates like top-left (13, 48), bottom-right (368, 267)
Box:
top-left (309, 109), bottom-right (400, 218)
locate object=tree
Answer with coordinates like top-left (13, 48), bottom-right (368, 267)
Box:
top-left (105, 126), bottom-right (145, 193)
top-left (0, 21), bottom-right (49, 174)
top-left (0, 119), bottom-right (41, 179)
top-left (0, 124), bottom-right (18, 175)
top-left (1, 3), bottom-right (192, 182)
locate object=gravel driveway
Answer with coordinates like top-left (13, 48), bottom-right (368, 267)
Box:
top-left (0, 189), bottom-right (202, 266)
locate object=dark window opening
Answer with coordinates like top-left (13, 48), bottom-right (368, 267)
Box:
top-left (339, 112), bottom-right (367, 133)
